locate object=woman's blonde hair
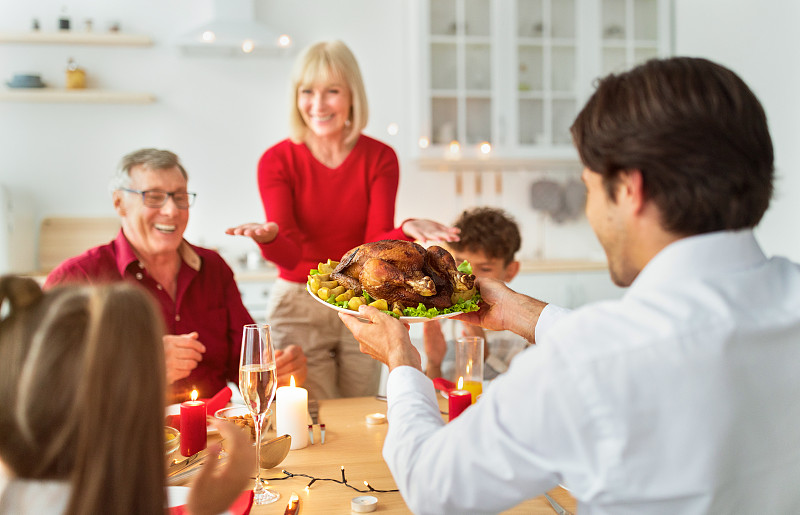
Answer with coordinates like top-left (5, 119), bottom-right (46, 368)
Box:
top-left (288, 40), bottom-right (369, 146)
top-left (0, 276), bottom-right (167, 514)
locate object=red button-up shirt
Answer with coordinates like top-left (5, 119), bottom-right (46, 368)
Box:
top-left (45, 230), bottom-right (254, 402)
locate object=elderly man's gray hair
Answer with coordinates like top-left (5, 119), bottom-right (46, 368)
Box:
top-left (109, 148), bottom-right (189, 191)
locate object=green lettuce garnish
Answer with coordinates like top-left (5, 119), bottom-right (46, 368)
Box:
top-left (401, 290), bottom-right (482, 318)
top-left (457, 260), bottom-right (472, 275)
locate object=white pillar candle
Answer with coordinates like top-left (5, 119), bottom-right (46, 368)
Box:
top-left (276, 376), bottom-right (309, 450)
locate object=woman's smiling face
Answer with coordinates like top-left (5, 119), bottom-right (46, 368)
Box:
top-left (297, 76), bottom-right (352, 141)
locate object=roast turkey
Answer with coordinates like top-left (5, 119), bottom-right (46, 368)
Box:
top-left (331, 240), bottom-right (476, 310)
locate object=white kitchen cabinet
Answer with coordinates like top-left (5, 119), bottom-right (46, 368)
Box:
top-left (413, 0), bottom-right (672, 166)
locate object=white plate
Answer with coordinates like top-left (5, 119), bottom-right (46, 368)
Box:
top-left (166, 403), bottom-right (220, 435)
top-left (167, 486), bottom-right (236, 514)
top-left (306, 284), bottom-right (462, 323)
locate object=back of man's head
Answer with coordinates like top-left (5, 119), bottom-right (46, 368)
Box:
top-left (448, 207), bottom-right (521, 266)
top-left (571, 57), bottom-right (774, 236)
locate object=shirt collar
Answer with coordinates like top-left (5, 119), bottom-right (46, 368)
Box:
top-left (628, 229), bottom-right (766, 294)
top-left (112, 229), bottom-right (201, 275)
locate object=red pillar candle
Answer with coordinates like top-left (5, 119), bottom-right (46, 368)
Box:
top-left (448, 390), bottom-right (472, 422)
top-left (180, 389), bottom-right (207, 456)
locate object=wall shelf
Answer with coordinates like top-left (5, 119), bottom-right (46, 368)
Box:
top-left (0, 31), bottom-right (152, 46)
top-left (0, 88), bottom-right (155, 104)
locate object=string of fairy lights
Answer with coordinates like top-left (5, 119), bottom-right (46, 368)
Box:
top-left (260, 465), bottom-right (399, 494)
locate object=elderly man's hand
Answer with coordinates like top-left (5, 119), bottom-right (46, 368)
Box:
top-left (187, 420), bottom-right (253, 515)
top-left (163, 332), bottom-right (206, 384)
top-left (339, 306), bottom-right (422, 371)
top-left (275, 344), bottom-right (308, 386)
top-left (225, 222), bottom-right (279, 244)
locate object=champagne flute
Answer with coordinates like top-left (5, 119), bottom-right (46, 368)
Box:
top-left (239, 323), bottom-right (280, 504)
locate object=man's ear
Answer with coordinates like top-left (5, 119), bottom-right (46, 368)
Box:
top-left (112, 191), bottom-right (125, 216)
top-left (617, 169), bottom-right (645, 214)
top-left (503, 260), bottom-right (520, 282)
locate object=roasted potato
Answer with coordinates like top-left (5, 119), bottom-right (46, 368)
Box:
top-left (369, 299), bottom-right (388, 311)
top-left (335, 289), bottom-right (355, 302)
top-left (348, 296), bottom-right (365, 310)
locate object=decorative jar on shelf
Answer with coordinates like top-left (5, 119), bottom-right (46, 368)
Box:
top-left (65, 58), bottom-right (86, 90)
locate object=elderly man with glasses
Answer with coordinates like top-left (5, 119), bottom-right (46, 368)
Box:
top-left (46, 148), bottom-right (307, 402)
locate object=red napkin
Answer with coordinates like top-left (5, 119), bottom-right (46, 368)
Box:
top-left (164, 386), bottom-right (232, 431)
top-left (205, 386), bottom-right (233, 417)
top-left (168, 489), bottom-right (253, 515)
top-left (433, 377), bottom-right (456, 394)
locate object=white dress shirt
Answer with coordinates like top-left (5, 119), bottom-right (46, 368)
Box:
top-left (383, 230), bottom-right (800, 514)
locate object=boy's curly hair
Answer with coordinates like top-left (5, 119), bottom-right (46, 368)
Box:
top-left (448, 207), bottom-right (521, 265)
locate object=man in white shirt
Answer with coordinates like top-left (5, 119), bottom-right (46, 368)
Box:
top-left (339, 56), bottom-right (800, 514)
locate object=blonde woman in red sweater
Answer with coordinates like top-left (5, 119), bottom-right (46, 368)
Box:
top-left (227, 40), bottom-right (459, 400)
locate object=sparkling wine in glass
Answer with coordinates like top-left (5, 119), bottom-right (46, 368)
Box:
top-left (239, 323), bottom-right (279, 504)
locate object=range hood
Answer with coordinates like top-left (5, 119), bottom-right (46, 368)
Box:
top-left (178, 0), bottom-right (291, 57)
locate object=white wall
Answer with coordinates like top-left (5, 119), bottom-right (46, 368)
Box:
top-left (674, 0), bottom-right (800, 261)
top-left (1, 0), bottom-right (798, 275)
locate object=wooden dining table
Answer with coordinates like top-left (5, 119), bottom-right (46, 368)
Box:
top-left (191, 395), bottom-right (577, 514)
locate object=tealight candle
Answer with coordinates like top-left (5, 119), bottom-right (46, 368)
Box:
top-left (448, 377), bottom-right (472, 422)
top-left (180, 389), bottom-right (206, 456)
top-left (276, 376), bottom-right (309, 450)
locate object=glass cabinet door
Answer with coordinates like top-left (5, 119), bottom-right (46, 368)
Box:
top-left (429, 0), bottom-right (492, 146)
top-left (418, 0), bottom-right (671, 159)
top-left (515, 0), bottom-right (578, 147)
top-left (601, 0), bottom-right (660, 75)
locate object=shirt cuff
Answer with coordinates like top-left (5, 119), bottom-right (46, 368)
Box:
top-left (386, 366), bottom-right (438, 405)
top-left (534, 303), bottom-right (572, 343)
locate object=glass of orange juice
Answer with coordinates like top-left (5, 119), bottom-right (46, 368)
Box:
top-left (455, 336), bottom-right (484, 403)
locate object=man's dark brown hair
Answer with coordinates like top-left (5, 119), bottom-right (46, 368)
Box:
top-left (571, 57), bottom-right (774, 235)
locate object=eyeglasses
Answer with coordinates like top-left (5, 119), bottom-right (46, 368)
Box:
top-left (121, 188), bottom-right (197, 209)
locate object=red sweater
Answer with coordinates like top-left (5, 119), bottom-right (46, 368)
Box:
top-left (257, 135), bottom-right (409, 282)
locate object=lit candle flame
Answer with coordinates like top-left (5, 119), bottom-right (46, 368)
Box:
top-left (290, 375), bottom-right (296, 387)
top-left (190, 389), bottom-right (198, 401)
top-left (457, 376), bottom-right (464, 390)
